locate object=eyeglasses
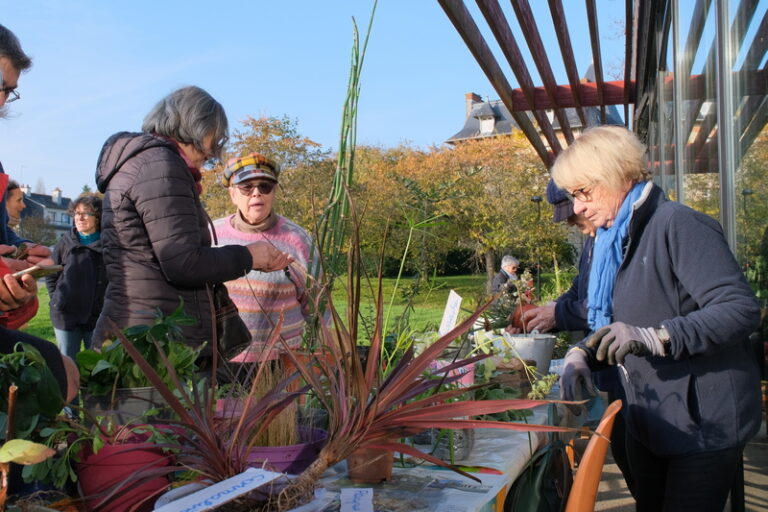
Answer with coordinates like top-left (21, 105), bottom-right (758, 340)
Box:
top-left (234, 182), bottom-right (276, 196)
top-left (566, 186), bottom-right (593, 202)
top-left (0, 69), bottom-right (19, 103)
top-left (0, 86), bottom-right (19, 103)
top-left (74, 211), bottom-right (96, 218)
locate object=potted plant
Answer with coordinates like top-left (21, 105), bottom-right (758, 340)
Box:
top-left (0, 344), bottom-right (65, 499)
top-left (0, 383), bottom-right (57, 512)
top-left (24, 414), bottom-right (174, 512)
top-left (0, 344), bottom-right (64, 444)
top-left (76, 303), bottom-right (201, 424)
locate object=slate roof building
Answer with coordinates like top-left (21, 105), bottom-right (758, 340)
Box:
top-left (448, 71), bottom-right (624, 147)
top-left (19, 185), bottom-right (73, 239)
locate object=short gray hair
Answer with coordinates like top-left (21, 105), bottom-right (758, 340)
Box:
top-left (501, 255), bottom-right (519, 268)
top-left (0, 24), bottom-right (32, 72)
top-left (142, 86), bottom-right (229, 160)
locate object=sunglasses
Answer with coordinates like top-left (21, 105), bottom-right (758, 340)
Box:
top-left (234, 181), bottom-right (276, 196)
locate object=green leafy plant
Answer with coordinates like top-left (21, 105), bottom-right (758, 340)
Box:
top-left (473, 361), bottom-right (530, 422)
top-left (77, 302), bottom-right (200, 397)
top-left (480, 268), bottom-right (536, 332)
top-left (0, 344), bottom-right (64, 441)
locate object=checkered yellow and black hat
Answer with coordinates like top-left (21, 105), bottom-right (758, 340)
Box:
top-left (223, 152), bottom-right (280, 186)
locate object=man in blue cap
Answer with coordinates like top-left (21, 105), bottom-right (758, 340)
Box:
top-left (521, 179), bottom-right (595, 334)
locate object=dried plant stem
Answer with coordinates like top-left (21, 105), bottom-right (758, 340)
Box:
top-left (250, 362), bottom-right (298, 447)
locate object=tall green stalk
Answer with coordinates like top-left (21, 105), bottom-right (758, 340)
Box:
top-left (317, 1), bottom-right (377, 278)
top-left (383, 213), bottom-right (444, 337)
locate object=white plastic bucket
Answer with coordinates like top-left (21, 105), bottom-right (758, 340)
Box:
top-left (493, 333), bottom-right (557, 374)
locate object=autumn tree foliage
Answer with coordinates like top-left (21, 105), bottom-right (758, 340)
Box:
top-left (200, 116), bottom-right (576, 287)
top-left (434, 133), bottom-right (572, 286)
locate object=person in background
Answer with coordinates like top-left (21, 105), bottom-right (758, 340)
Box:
top-left (5, 180), bottom-right (24, 230)
top-left (213, 152), bottom-right (319, 361)
top-left (555, 125), bottom-right (760, 512)
top-left (93, 86), bottom-right (293, 353)
top-left (491, 254), bottom-right (519, 293)
top-left (46, 195), bottom-right (107, 362)
top-left (0, 23), bottom-right (77, 402)
top-left (0, 40), bottom-right (49, 265)
top-left (522, 179), bottom-right (595, 335)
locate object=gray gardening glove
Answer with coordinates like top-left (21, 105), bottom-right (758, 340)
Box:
top-left (585, 322), bottom-right (666, 365)
top-left (560, 347), bottom-right (596, 404)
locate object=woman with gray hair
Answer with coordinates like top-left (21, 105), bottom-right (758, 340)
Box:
top-left (93, 86), bottom-right (292, 353)
top-left (554, 125), bottom-right (760, 511)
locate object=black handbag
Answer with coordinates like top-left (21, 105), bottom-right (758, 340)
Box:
top-left (209, 283), bottom-right (252, 359)
top-left (204, 211), bottom-right (252, 360)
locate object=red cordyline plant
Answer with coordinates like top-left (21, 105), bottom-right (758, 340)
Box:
top-left (113, 236), bottom-right (575, 511)
top-left (108, 317), bottom-right (309, 496)
top-left (266, 217), bottom-right (574, 509)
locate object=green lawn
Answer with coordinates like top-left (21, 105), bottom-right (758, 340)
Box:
top-left (21, 272), bottom-right (575, 342)
top-left (21, 285), bottom-right (56, 342)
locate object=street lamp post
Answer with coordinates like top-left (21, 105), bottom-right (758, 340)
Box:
top-left (531, 195), bottom-right (542, 302)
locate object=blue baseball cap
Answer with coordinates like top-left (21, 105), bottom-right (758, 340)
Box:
top-left (546, 179), bottom-right (573, 223)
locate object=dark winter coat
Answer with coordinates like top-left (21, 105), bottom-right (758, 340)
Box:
top-left (45, 228), bottom-right (107, 331)
top-left (554, 235), bottom-right (593, 332)
top-left (92, 132), bottom-right (252, 352)
top-left (491, 269), bottom-right (517, 293)
top-left (582, 183), bottom-right (761, 456)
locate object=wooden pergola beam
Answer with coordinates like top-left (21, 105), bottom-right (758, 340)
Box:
top-left (623, 0), bottom-right (634, 125)
top-left (476, 0), bottom-right (563, 153)
top-left (503, 79), bottom-right (633, 111)
top-left (438, 0), bottom-right (554, 166)
top-left (585, 0), bottom-right (607, 123)
top-left (510, 0), bottom-right (575, 144)
top-left (547, 0), bottom-right (589, 126)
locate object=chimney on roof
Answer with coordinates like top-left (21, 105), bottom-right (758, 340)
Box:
top-left (52, 187), bottom-right (62, 205)
top-left (20, 184), bottom-right (31, 195)
top-left (465, 92), bottom-right (482, 118)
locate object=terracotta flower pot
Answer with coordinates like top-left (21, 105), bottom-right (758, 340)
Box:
top-left (346, 447), bottom-right (394, 484)
top-left (75, 440), bottom-right (169, 512)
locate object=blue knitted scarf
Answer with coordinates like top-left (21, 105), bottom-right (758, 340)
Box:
top-left (587, 182), bottom-right (646, 330)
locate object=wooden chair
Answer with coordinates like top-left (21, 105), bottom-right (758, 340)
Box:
top-left (564, 399), bottom-right (623, 512)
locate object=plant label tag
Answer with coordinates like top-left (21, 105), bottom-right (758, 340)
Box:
top-left (439, 290), bottom-right (463, 336)
top-left (153, 468), bottom-right (282, 512)
top-left (340, 488), bottom-right (373, 512)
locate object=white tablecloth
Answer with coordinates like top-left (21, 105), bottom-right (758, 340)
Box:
top-left (291, 406), bottom-right (551, 512)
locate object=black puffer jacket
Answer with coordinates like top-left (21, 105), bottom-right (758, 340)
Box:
top-left (46, 227), bottom-right (107, 331)
top-left (92, 132), bottom-right (252, 351)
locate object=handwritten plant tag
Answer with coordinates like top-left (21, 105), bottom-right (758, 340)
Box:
top-left (153, 468), bottom-right (282, 512)
top-left (438, 290), bottom-right (462, 336)
top-left (340, 488), bottom-right (373, 512)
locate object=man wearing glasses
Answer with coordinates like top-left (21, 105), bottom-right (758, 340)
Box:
top-left (213, 152), bottom-right (320, 362)
top-left (491, 254), bottom-right (519, 293)
top-left (0, 24), bottom-right (79, 409)
top-left (0, 25), bottom-right (52, 266)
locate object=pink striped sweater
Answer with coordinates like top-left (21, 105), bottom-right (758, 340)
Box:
top-left (213, 214), bottom-right (318, 361)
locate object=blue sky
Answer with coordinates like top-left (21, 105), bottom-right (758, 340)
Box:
top-left (2, 1), bottom-right (629, 199)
